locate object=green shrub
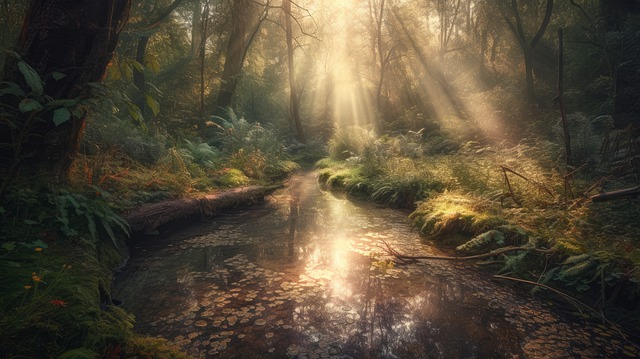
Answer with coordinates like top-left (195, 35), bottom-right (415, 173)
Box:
top-left (327, 125), bottom-right (377, 160)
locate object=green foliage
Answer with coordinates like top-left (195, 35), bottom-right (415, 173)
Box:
top-left (49, 189), bottom-right (130, 247)
top-left (125, 336), bottom-right (191, 359)
top-left (214, 110), bottom-right (296, 181)
top-left (456, 230), bottom-right (505, 253)
top-left (328, 126), bottom-right (377, 161)
top-left (1, 185), bottom-right (129, 247)
top-left (214, 110), bottom-right (283, 157)
top-left (0, 233), bottom-right (133, 358)
top-left (180, 139), bottom-right (220, 169)
top-left (214, 168), bottom-right (250, 187)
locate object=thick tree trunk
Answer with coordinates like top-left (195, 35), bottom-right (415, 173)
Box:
top-left (284, 0), bottom-right (306, 143)
top-left (216, 0), bottom-right (253, 112)
top-left (0, 0), bottom-right (131, 184)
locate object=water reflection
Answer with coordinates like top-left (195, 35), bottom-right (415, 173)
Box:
top-left (115, 172), bottom-right (633, 359)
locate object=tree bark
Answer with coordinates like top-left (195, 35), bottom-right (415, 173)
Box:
top-left (215, 0), bottom-right (268, 115)
top-left (284, 0), bottom-right (306, 143)
top-left (0, 0), bottom-right (131, 183)
top-left (216, 0), bottom-right (250, 112)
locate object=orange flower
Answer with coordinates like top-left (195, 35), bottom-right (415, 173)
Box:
top-left (50, 299), bottom-right (68, 307)
top-left (31, 275), bottom-right (42, 282)
top-left (34, 247), bottom-right (43, 252)
top-left (24, 285), bottom-right (32, 290)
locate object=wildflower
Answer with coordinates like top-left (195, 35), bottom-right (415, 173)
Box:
top-left (50, 299), bottom-right (68, 307)
top-left (24, 285), bottom-right (32, 290)
top-left (31, 275), bottom-right (42, 283)
top-left (34, 247), bottom-right (43, 252)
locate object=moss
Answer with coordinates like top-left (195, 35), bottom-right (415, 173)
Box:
top-left (214, 168), bottom-right (250, 187)
top-left (125, 336), bottom-right (192, 359)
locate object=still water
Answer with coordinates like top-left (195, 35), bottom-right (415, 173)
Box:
top-left (115, 172), bottom-right (637, 358)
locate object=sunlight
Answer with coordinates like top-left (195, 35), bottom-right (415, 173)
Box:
top-left (309, 0), bottom-right (377, 129)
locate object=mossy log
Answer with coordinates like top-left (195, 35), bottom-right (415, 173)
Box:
top-left (125, 185), bottom-right (283, 233)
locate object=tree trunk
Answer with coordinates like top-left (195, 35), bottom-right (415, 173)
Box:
top-left (199, 0), bottom-right (210, 136)
top-left (216, 0), bottom-right (252, 112)
top-left (523, 49), bottom-right (536, 103)
top-left (557, 28), bottom-right (572, 166)
top-left (191, 0), bottom-right (202, 56)
top-left (480, 29), bottom-right (488, 71)
top-left (374, 0), bottom-right (387, 132)
top-left (499, 0), bottom-right (554, 104)
top-left (284, 0), bottom-right (306, 143)
top-left (0, 0), bottom-right (131, 184)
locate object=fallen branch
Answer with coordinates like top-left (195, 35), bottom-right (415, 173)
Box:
top-left (500, 165), bottom-right (555, 202)
top-left (380, 240), bottom-right (548, 262)
top-left (590, 185), bottom-right (640, 202)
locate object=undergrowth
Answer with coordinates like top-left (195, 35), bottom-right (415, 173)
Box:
top-left (318, 124), bottom-right (640, 327)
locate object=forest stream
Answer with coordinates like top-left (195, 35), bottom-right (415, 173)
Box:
top-left (114, 172), bottom-right (637, 359)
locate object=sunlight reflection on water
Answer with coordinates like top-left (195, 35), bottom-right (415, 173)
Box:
top-left (114, 172), bottom-right (631, 359)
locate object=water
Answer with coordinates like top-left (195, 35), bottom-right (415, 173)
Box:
top-left (114, 172), bottom-right (638, 358)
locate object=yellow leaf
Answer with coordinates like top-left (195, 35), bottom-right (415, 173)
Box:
top-left (145, 53), bottom-right (161, 74)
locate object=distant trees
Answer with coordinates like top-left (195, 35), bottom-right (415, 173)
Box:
top-left (498, 0), bottom-right (554, 103)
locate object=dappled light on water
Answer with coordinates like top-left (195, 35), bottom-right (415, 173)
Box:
top-left (115, 172), bottom-right (629, 358)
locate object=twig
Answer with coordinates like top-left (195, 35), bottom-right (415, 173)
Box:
top-left (500, 165), bottom-right (555, 199)
top-left (502, 166), bottom-right (521, 206)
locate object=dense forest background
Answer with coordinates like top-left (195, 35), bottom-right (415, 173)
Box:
top-left (1, 0), bottom-right (640, 357)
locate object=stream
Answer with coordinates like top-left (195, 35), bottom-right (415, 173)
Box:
top-left (114, 172), bottom-right (638, 358)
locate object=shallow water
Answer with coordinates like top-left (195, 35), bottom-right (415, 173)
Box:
top-left (115, 172), bottom-right (639, 358)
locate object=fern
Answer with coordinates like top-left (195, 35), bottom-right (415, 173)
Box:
top-left (499, 251), bottom-right (529, 274)
top-left (182, 139), bottom-right (219, 169)
top-left (48, 189), bottom-right (129, 246)
top-left (560, 255), bottom-right (597, 278)
top-left (456, 230), bottom-right (505, 253)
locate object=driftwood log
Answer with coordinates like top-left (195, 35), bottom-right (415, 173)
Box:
top-left (125, 185), bottom-right (283, 233)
